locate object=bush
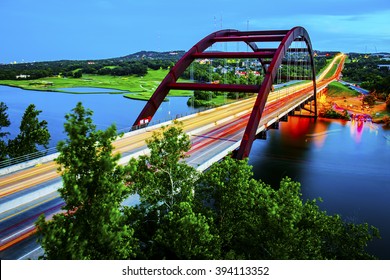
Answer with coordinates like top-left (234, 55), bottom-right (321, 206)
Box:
top-left (363, 94), bottom-right (376, 106)
top-left (194, 91), bottom-right (215, 100)
top-left (382, 115), bottom-right (390, 127)
top-left (323, 108), bottom-right (350, 120)
top-left (187, 97), bottom-right (216, 108)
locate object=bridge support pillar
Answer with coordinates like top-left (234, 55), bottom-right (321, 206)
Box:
top-left (256, 131), bottom-right (267, 140)
top-left (269, 122), bottom-right (279, 129)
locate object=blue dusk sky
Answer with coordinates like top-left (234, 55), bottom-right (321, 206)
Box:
top-left (1, 0), bottom-right (389, 63)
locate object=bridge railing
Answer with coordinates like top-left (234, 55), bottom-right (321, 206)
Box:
top-left (0, 147), bottom-right (58, 169)
top-left (0, 99), bottom-right (241, 171)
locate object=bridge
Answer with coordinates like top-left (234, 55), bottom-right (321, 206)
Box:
top-left (0, 27), bottom-right (345, 258)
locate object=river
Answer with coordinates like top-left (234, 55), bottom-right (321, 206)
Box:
top-left (1, 85), bottom-right (389, 259)
top-left (0, 85), bottom-right (196, 148)
top-left (248, 116), bottom-right (390, 259)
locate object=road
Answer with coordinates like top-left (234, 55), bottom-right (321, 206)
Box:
top-left (339, 80), bottom-right (370, 95)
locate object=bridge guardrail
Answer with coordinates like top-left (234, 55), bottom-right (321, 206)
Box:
top-left (0, 104), bottom-right (220, 173)
top-left (0, 147), bottom-right (58, 170)
top-left (0, 91), bottom-right (284, 173)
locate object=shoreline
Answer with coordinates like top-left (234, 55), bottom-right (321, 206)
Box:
top-left (319, 94), bottom-right (389, 124)
top-left (0, 83), bottom-right (190, 100)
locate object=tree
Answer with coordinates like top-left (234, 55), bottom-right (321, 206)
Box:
top-left (152, 201), bottom-right (220, 259)
top-left (73, 69), bottom-right (82, 78)
top-left (36, 102), bottom-right (137, 259)
top-left (197, 156), bottom-right (380, 259)
top-left (382, 115), bottom-right (390, 127)
top-left (386, 94), bottom-right (390, 109)
top-left (0, 102), bottom-right (11, 160)
top-left (7, 104), bottom-right (50, 158)
top-left (363, 94), bottom-right (376, 106)
top-left (196, 157), bottom-right (267, 259)
top-left (124, 121), bottom-right (219, 259)
top-left (127, 121), bottom-right (195, 210)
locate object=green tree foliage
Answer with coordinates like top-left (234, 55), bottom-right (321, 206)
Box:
top-left (128, 121), bottom-right (195, 208)
top-left (124, 122), bottom-right (219, 259)
top-left (323, 108), bottom-right (350, 120)
top-left (153, 201), bottom-right (219, 259)
top-left (363, 94), bottom-right (376, 106)
top-left (198, 157), bottom-right (379, 259)
top-left (36, 102), bottom-right (137, 259)
top-left (196, 157), bottom-right (267, 259)
top-left (343, 55), bottom-right (390, 99)
top-left (7, 104), bottom-right (50, 158)
top-left (73, 69), bottom-right (82, 78)
top-left (0, 102), bottom-right (11, 160)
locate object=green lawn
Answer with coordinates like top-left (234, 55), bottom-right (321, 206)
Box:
top-left (0, 69), bottom-right (193, 100)
top-left (327, 81), bottom-right (360, 97)
top-left (323, 56), bottom-right (342, 80)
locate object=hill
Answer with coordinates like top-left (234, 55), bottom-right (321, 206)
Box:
top-left (118, 50), bottom-right (185, 61)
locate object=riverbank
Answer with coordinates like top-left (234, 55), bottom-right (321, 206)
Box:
top-left (318, 81), bottom-right (389, 123)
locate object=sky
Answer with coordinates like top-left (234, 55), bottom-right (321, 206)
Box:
top-left (1, 0), bottom-right (390, 63)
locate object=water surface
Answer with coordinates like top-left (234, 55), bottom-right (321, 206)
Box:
top-left (0, 85), bottom-right (194, 147)
top-left (248, 116), bottom-right (390, 259)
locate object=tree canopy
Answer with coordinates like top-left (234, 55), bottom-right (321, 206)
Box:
top-left (5, 103), bottom-right (50, 159)
top-left (343, 54), bottom-right (390, 101)
top-left (36, 102), bottom-right (137, 259)
top-left (0, 102), bottom-right (11, 160)
top-left (124, 121), bottom-right (219, 259)
top-left (7, 104), bottom-right (50, 158)
top-left (198, 157), bottom-right (379, 259)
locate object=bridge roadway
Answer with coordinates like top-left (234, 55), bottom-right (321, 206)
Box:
top-left (0, 54), bottom-right (345, 259)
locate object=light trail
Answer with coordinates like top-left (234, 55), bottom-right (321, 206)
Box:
top-left (17, 246), bottom-right (42, 260)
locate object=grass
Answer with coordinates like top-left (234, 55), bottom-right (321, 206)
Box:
top-left (323, 56), bottom-right (342, 80)
top-left (0, 69), bottom-right (193, 99)
top-left (327, 82), bottom-right (360, 98)
top-left (318, 58), bottom-right (334, 74)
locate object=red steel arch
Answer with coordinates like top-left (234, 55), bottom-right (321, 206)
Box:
top-left (133, 26), bottom-right (317, 159)
top-left (235, 27), bottom-right (317, 159)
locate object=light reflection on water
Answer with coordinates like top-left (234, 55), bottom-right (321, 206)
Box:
top-left (249, 117), bottom-right (390, 259)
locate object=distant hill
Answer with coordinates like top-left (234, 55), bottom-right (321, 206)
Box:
top-left (117, 50), bottom-right (186, 61)
top-left (0, 51), bottom-right (187, 80)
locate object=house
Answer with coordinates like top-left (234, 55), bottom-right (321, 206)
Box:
top-left (16, 74), bottom-right (30, 79)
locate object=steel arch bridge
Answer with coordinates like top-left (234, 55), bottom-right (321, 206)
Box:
top-left (133, 26), bottom-right (317, 159)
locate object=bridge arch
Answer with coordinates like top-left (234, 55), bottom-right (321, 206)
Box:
top-left (133, 26), bottom-right (317, 159)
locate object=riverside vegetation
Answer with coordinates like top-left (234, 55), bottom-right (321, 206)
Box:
top-left (0, 102), bottom-right (50, 161)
